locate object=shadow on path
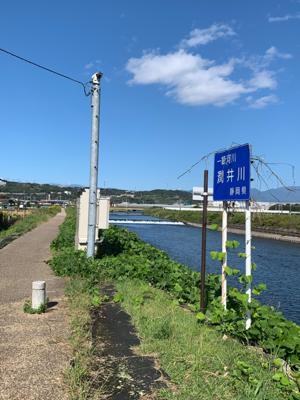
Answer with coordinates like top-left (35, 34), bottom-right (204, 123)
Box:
top-left (91, 285), bottom-right (169, 399)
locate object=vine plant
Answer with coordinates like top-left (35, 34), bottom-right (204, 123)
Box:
top-left (208, 240), bottom-right (300, 398)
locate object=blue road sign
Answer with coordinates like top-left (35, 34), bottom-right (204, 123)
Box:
top-left (213, 144), bottom-right (251, 201)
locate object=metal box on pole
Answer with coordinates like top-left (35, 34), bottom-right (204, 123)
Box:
top-left (76, 188), bottom-right (110, 251)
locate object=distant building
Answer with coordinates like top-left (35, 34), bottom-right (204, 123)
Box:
top-left (0, 179), bottom-right (7, 187)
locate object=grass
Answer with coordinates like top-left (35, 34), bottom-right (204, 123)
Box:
top-left (115, 279), bottom-right (291, 400)
top-left (64, 278), bottom-right (95, 400)
top-left (49, 208), bottom-right (298, 399)
top-left (145, 207), bottom-right (300, 234)
top-left (0, 211), bottom-right (19, 231)
top-left (23, 299), bottom-right (47, 314)
top-left (49, 208), bottom-right (97, 399)
top-left (0, 206), bottom-right (61, 241)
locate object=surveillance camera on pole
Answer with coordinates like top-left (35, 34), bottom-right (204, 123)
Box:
top-left (87, 72), bottom-right (103, 257)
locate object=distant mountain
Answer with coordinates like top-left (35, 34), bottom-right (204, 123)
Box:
top-left (1, 179), bottom-right (299, 204)
top-left (103, 188), bottom-right (193, 205)
top-left (0, 181), bottom-right (193, 204)
top-left (251, 187), bottom-right (300, 202)
top-left (0, 181), bottom-right (81, 199)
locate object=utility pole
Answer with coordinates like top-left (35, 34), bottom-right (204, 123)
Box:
top-left (87, 72), bottom-right (103, 257)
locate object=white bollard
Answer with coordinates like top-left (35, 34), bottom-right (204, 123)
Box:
top-left (32, 281), bottom-right (46, 309)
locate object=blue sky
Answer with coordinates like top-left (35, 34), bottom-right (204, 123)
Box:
top-left (0, 0), bottom-right (299, 190)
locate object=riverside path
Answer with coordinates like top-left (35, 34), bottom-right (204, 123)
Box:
top-left (0, 209), bottom-right (70, 400)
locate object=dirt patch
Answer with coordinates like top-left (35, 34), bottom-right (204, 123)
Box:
top-left (90, 285), bottom-right (170, 399)
top-left (0, 299), bottom-right (70, 400)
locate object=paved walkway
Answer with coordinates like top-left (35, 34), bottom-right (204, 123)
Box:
top-left (0, 210), bottom-right (66, 304)
top-left (0, 210), bottom-right (70, 400)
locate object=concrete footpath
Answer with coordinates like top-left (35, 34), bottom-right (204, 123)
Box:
top-left (0, 210), bottom-right (70, 400)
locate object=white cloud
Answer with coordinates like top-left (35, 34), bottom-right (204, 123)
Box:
top-left (265, 46), bottom-right (292, 60)
top-left (127, 50), bottom-right (211, 85)
top-left (126, 50), bottom-right (280, 107)
top-left (126, 26), bottom-right (291, 108)
top-left (243, 47), bottom-right (292, 73)
top-left (84, 62), bottom-right (94, 70)
top-left (268, 13), bottom-right (300, 22)
top-left (247, 95), bottom-right (279, 109)
top-left (248, 70), bottom-right (277, 90)
top-left (84, 60), bottom-right (102, 70)
top-left (127, 50), bottom-right (248, 106)
top-left (180, 23), bottom-right (235, 48)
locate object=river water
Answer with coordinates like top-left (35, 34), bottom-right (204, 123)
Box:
top-left (110, 212), bottom-right (300, 325)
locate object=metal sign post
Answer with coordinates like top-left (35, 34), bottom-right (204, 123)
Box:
top-left (221, 201), bottom-right (228, 309)
top-left (245, 200), bottom-right (252, 329)
top-left (213, 144), bottom-right (251, 328)
top-left (200, 170), bottom-right (209, 313)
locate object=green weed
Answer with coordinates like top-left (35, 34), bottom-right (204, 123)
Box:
top-left (116, 280), bottom-right (291, 400)
top-left (0, 206), bottom-right (60, 241)
top-left (23, 299), bottom-right (47, 314)
top-left (145, 207), bottom-right (300, 234)
top-left (49, 208), bottom-right (300, 399)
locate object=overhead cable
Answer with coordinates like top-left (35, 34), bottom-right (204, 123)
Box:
top-left (0, 46), bottom-right (91, 96)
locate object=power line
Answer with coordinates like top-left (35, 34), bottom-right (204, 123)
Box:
top-left (0, 46), bottom-right (91, 96)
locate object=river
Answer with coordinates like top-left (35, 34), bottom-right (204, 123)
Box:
top-left (110, 212), bottom-right (300, 325)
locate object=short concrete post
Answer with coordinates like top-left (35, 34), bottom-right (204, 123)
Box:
top-left (32, 281), bottom-right (46, 309)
